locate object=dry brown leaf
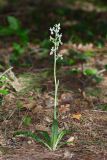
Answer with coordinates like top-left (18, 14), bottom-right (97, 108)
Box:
top-left (60, 93), bottom-right (73, 103)
top-left (32, 105), bottom-right (43, 113)
top-left (24, 100), bottom-right (36, 110)
top-left (35, 124), bottom-right (49, 132)
top-left (7, 70), bottom-right (23, 92)
top-left (59, 104), bottom-right (70, 113)
top-left (71, 113), bottom-right (82, 120)
top-left (44, 93), bottom-right (54, 108)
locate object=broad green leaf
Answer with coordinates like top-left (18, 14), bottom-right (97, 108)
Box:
top-left (13, 43), bottom-right (25, 55)
top-left (93, 75), bottom-right (103, 83)
top-left (0, 27), bottom-right (13, 36)
top-left (83, 69), bottom-right (97, 76)
top-left (84, 51), bottom-right (94, 57)
top-left (18, 29), bottom-right (29, 44)
top-left (7, 16), bottom-right (20, 30)
top-left (0, 89), bottom-right (9, 95)
top-left (68, 59), bottom-right (75, 65)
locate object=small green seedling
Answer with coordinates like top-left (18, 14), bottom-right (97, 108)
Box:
top-left (0, 75), bottom-right (9, 105)
top-left (14, 24), bottom-right (72, 151)
top-left (22, 115), bottom-right (32, 126)
top-left (0, 75), bottom-right (9, 95)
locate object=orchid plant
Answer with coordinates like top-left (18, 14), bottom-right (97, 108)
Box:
top-left (49, 23), bottom-right (63, 120)
top-left (14, 24), bottom-right (72, 151)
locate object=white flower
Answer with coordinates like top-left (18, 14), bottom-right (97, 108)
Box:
top-left (49, 28), bottom-right (54, 35)
top-left (57, 54), bottom-right (63, 60)
top-left (50, 47), bottom-right (55, 55)
top-left (50, 51), bottom-right (53, 55)
top-left (56, 23), bottom-right (60, 31)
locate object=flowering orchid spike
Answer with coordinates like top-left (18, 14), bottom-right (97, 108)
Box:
top-left (49, 23), bottom-right (63, 60)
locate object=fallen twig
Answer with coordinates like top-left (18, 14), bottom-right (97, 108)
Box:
top-left (0, 67), bottom-right (13, 79)
top-left (92, 110), bottom-right (107, 113)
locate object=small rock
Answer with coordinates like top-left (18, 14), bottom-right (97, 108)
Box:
top-left (64, 150), bottom-right (74, 159)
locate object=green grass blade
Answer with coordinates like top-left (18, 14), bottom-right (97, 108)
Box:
top-left (37, 130), bottom-right (51, 146)
top-left (51, 119), bottom-right (59, 148)
top-left (54, 130), bottom-right (70, 149)
top-left (14, 131), bottom-right (52, 150)
top-left (14, 131), bottom-right (39, 140)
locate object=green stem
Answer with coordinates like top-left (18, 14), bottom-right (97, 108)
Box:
top-left (54, 42), bottom-right (60, 120)
top-left (54, 50), bottom-right (57, 120)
